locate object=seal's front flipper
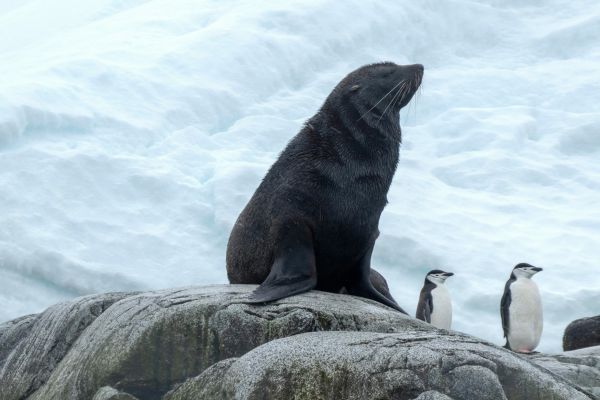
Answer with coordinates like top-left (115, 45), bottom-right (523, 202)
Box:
top-left (247, 221), bottom-right (317, 304)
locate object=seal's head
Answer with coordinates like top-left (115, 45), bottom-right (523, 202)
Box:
top-left (327, 62), bottom-right (423, 123)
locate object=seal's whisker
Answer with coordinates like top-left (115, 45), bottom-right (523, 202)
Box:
top-left (390, 85), bottom-right (405, 114)
top-left (384, 81), bottom-right (407, 119)
top-left (395, 82), bottom-right (413, 122)
top-left (395, 82), bottom-right (410, 108)
top-left (358, 79), bottom-right (405, 121)
top-left (396, 81), bottom-right (409, 103)
top-left (407, 93), bottom-right (416, 124)
top-left (414, 83), bottom-right (423, 120)
top-left (407, 84), bottom-right (418, 120)
top-left (392, 81), bottom-right (409, 113)
top-left (378, 82), bottom-right (405, 124)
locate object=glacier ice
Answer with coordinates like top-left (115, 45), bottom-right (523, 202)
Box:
top-left (1, 0), bottom-right (599, 352)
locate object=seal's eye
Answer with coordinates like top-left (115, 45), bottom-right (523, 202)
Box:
top-left (350, 85), bottom-right (360, 92)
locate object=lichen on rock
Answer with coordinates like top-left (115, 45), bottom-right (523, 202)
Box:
top-left (165, 331), bottom-right (593, 400)
top-left (0, 285), bottom-right (597, 400)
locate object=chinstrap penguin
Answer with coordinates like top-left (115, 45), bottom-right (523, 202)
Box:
top-left (500, 263), bottom-right (543, 353)
top-left (416, 270), bottom-right (454, 329)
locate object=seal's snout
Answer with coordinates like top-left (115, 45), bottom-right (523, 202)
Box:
top-left (409, 64), bottom-right (424, 89)
top-left (405, 63), bottom-right (423, 77)
top-left (396, 63), bottom-right (423, 76)
top-left (411, 64), bottom-right (424, 73)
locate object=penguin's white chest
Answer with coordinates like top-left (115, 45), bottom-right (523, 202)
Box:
top-left (508, 278), bottom-right (543, 352)
top-left (430, 285), bottom-right (452, 329)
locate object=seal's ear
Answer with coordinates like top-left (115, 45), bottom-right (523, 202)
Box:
top-left (350, 84), bottom-right (361, 92)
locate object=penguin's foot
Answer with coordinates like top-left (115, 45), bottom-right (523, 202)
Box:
top-left (516, 349), bottom-right (536, 354)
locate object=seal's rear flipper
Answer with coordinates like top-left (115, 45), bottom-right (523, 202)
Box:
top-left (346, 281), bottom-right (408, 315)
top-left (344, 239), bottom-right (408, 315)
top-left (246, 221), bottom-right (317, 304)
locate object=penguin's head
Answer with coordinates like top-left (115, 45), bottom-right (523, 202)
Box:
top-left (425, 269), bottom-right (454, 285)
top-left (512, 263), bottom-right (543, 279)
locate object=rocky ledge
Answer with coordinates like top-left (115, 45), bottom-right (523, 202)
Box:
top-left (0, 285), bottom-right (597, 400)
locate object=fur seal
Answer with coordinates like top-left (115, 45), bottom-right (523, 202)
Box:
top-left (226, 62), bottom-right (424, 314)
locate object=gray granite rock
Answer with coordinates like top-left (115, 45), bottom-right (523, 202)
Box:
top-left (0, 313), bottom-right (38, 366)
top-left (92, 386), bottom-right (140, 400)
top-left (413, 391), bottom-right (454, 400)
top-left (528, 346), bottom-right (600, 398)
top-left (165, 331), bottom-right (593, 400)
top-left (0, 285), bottom-right (596, 400)
top-left (27, 285), bottom-right (420, 400)
top-left (163, 358), bottom-right (237, 400)
top-left (0, 292), bottom-right (134, 400)
top-left (564, 316), bottom-right (600, 351)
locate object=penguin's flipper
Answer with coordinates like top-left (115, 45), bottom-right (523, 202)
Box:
top-left (246, 221), bottom-right (317, 304)
top-left (500, 278), bottom-right (514, 339)
top-left (417, 291), bottom-right (433, 323)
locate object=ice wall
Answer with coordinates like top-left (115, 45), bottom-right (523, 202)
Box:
top-left (1, 0), bottom-right (599, 351)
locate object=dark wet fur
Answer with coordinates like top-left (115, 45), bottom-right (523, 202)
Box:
top-left (226, 62), bottom-right (423, 314)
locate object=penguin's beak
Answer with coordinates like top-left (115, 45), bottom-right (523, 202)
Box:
top-left (532, 267), bottom-right (543, 272)
top-left (444, 272), bottom-right (454, 277)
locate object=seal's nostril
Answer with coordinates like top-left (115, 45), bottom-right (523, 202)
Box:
top-left (415, 64), bottom-right (424, 71)
top-left (412, 64), bottom-right (424, 76)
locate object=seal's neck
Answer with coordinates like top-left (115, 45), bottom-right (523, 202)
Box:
top-left (308, 110), bottom-right (399, 202)
top-left (339, 108), bottom-right (400, 172)
top-left (321, 103), bottom-right (401, 156)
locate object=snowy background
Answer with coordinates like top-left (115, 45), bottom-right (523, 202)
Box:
top-left (1, 0), bottom-right (599, 352)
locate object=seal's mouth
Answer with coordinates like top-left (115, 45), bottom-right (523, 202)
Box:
top-left (391, 63), bottom-right (424, 110)
top-left (412, 64), bottom-right (424, 89)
